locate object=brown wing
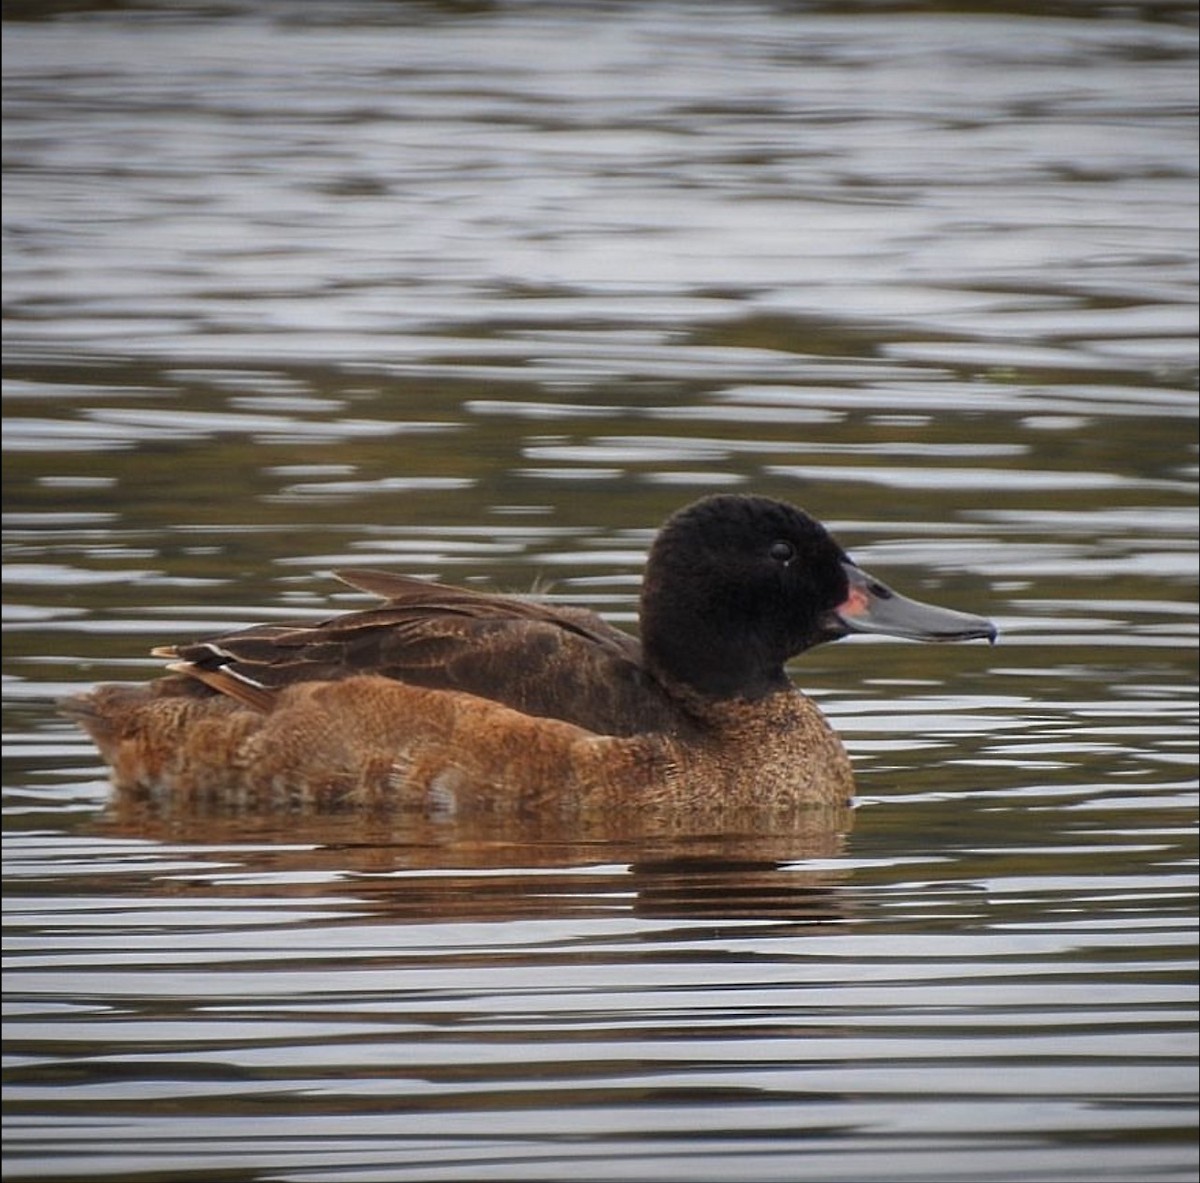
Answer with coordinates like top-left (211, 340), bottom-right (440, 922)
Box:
top-left (157, 569), bottom-right (682, 736)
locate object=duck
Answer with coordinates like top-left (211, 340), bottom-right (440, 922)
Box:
top-left (62, 494), bottom-right (996, 819)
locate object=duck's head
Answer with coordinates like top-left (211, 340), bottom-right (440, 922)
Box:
top-left (639, 493), bottom-right (996, 700)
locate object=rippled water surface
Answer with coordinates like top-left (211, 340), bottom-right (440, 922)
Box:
top-left (3, 2), bottom-right (1198, 1181)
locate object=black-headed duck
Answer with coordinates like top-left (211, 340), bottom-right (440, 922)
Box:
top-left (63, 494), bottom-right (996, 817)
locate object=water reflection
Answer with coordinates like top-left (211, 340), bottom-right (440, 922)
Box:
top-left (3, 2), bottom-right (1196, 1181)
top-left (90, 797), bottom-right (853, 924)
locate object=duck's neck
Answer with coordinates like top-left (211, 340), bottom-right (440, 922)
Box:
top-left (640, 602), bottom-right (794, 702)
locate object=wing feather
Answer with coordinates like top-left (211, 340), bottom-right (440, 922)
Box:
top-left (162, 572), bottom-right (678, 736)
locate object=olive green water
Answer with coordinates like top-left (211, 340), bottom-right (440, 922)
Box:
top-left (3, 3), bottom-right (1197, 1181)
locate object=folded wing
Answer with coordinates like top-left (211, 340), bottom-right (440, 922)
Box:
top-left (158, 570), bottom-right (680, 737)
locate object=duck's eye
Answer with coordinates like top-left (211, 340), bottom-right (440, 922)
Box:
top-left (769, 540), bottom-right (796, 564)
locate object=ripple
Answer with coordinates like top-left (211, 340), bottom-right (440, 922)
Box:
top-left (4, 6), bottom-right (1197, 1183)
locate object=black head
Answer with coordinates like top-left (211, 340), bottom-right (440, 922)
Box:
top-left (639, 494), bottom-right (852, 700)
top-left (639, 493), bottom-right (996, 701)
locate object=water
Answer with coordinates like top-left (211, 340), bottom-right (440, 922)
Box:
top-left (3, 2), bottom-right (1197, 1181)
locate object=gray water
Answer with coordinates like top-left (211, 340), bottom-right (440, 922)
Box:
top-left (3, 2), bottom-right (1198, 1181)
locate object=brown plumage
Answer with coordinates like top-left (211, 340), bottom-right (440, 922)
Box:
top-left (62, 494), bottom-right (996, 818)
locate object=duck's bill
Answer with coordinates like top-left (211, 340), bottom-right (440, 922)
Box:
top-left (830, 562), bottom-right (998, 644)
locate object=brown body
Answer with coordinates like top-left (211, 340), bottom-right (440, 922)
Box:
top-left (62, 495), bottom-right (994, 819)
top-left (68, 672), bottom-right (854, 818)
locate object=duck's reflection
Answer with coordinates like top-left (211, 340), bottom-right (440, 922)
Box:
top-left (94, 793), bottom-right (854, 925)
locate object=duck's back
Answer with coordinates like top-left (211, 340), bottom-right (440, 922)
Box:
top-left (162, 571), bottom-right (688, 738)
